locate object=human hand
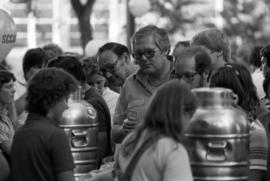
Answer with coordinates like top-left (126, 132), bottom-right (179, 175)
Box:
top-left (122, 119), bottom-right (137, 134)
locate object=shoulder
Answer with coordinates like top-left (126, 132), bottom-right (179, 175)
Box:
top-left (250, 119), bottom-right (268, 147)
top-left (156, 137), bottom-right (186, 153)
top-left (123, 70), bottom-right (145, 87)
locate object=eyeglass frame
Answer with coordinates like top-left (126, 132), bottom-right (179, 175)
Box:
top-left (171, 69), bottom-right (199, 83)
top-left (132, 48), bottom-right (157, 60)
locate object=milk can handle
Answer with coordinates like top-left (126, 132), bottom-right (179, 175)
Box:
top-left (232, 93), bottom-right (239, 105)
top-left (71, 130), bottom-right (89, 148)
top-left (206, 141), bottom-right (227, 161)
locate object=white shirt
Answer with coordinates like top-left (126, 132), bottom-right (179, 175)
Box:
top-left (103, 87), bottom-right (119, 123)
top-left (252, 69), bottom-right (265, 99)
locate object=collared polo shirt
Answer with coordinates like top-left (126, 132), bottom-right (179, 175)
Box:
top-left (10, 113), bottom-right (75, 181)
top-left (113, 69), bottom-right (170, 128)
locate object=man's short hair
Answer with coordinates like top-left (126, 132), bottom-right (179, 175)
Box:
top-left (47, 55), bottom-right (85, 82)
top-left (191, 28), bottom-right (231, 62)
top-left (98, 42), bottom-right (130, 58)
top-left (0, 70), bottom-right (16, 89)
top-left (131, 25), bottom-right (171, 54)
top-left (22, 48), bottom-right (50, 79)
top-left (174, 45), bottom-right (212, 74)
top-left (42, 43), bottom-right (63, 60)
top-left (26, 68), bottom-right (78, 116)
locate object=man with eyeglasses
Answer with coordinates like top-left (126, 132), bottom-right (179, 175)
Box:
top-left (112, 25), bottom-right (173, 143)
top-left (191, 28), bottom-right (231, 73)
top-left (173, 46), bottom-right (212, 89)
top-left (97, 42), bottom-right (138, 93)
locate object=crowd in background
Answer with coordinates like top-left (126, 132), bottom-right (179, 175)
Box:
top-left (1, 25), bottom-right (270, 181)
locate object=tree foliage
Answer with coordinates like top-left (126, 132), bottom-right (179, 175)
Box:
top-left (221, 0), bottom-right (269, 45)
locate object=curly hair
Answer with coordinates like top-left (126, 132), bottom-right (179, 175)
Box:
top-left (81, 56), bottom-right (100, 77)
top-left (26, 68), bottom-right (78, 115)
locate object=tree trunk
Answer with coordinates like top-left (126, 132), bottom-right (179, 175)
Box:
top-left (78, 12), bottom-right (93, 49)
top-left (70, 0), bottom-right (95, 51)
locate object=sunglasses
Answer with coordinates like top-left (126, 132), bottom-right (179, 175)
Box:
top-left (132, 48), bottom-right (156, 60)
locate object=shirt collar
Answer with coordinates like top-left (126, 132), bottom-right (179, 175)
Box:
top-left (26, 113), bottom-right (58, 127)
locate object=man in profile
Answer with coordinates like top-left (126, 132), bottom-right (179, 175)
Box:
top-left (191, 28), bottom-right (231, 72)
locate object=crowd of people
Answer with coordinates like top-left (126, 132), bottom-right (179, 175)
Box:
top-left (1, 24), bottom-right (270, 181)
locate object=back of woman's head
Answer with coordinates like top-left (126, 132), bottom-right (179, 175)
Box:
top-left (143, 80), bottom-right (197, 141)
top-left (210, 63), bottom-right (259, 118)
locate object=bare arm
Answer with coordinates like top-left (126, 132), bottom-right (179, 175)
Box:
top-left (7, 101), bottom-right (18, 129)
top-left (0, 141), bottom-right (12, 156)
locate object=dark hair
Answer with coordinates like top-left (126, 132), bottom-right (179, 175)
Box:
top-left (47, 55), bottom-right (85, 82)
top-left (81, 56), bottom-right (107, 86)
top-left (263, 72), bottom-right (270, 98)
top-left (174, 45), bottom-right (213, 74)
top-left (249, 45), bottom-right (263, 68)
top-left (261, 44), bottom-right (270, 66)
top-left (210, 63), bottom-right (260, 119)
top-left (26, 68), bottom-right (78, 115)
top-left (0, 70), bottom-right (16, 89)
top-left (191, 28), bottom-right (231, 62)
top-left (131, 25), bottom-right (171, 54)
top-left (121, 80), bottom-right (197, 156)
top-left (98, 42), bottom-right (130, 58)
top-left (81, 56), bottom-right (100, 77)
top-left (174, 40), bottom-right (190, 49)
top-left (22, 48), bottom-right (50, 79)
top-left (42, 43), bottom-right (63, 60)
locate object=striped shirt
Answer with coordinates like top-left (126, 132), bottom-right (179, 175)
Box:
top-left (0, 104), bottom-right (14, 144)
top-left (249, 119), bottom-right (268, 170)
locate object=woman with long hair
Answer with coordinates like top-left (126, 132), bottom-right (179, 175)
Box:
top-left (210, 63), bottom-right (268, 181)
top-left (114, 80), bottom-right (197, 181)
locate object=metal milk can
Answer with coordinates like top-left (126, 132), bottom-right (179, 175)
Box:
top-left (59, 86), bottom-right (98, 179)
top-left (185, 87), bottom-right (250, 181)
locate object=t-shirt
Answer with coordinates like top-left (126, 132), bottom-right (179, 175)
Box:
top-left (10, 113), bottom-right (75, 181)
top-left (115, 131), bottom-right (193, 181)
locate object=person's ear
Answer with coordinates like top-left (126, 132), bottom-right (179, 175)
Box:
top-left (122, 52), bottom-right (130, 64)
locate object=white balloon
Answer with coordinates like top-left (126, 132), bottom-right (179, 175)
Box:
top-left (0, 9), bottom-right (16, 62)
top-left (84, 40), bottom-right (106, 57)
top-left (128, 0), bottom-right (151, 17)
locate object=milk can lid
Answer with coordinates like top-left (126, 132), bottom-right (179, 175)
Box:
top-left (192, 87), bottom-right (236, 105)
